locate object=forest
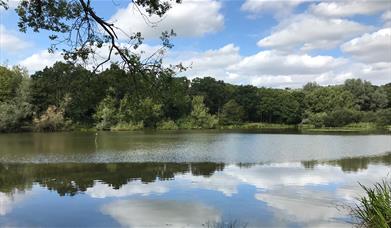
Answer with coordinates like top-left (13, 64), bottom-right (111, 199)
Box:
top-left (0, 62), bottom-right (390, 132)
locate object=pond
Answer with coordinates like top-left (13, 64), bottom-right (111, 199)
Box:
top-left (0, 131), bottom-right (390, 227)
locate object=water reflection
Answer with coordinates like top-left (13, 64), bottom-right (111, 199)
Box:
top-left (101, 200), bottom-right (221, 227)
top-left (0, 153), bottom-right (390, 227)
top-left (1, 132), bottom-right (390, 163)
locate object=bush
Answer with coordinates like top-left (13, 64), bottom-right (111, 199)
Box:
top-left (110, 121), bottom-right (144, 131)
top-left (34, 105), bottom-right (71, 132)
top-left (307, 112), bottom-right (327, 128)
top-left (375, 108), bottom-right (391, 126)
top-left (157, 120), bottom-right (179, 130)
top-left (323, 109), bottom-right (361, 127)
top-left (0, 101), bottom-right (32, 132)
top-left (351, 179), bottom-right (391, 228)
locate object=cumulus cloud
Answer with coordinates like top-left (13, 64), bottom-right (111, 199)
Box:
top-left (170, 43), bottom-right (241, 80)
top-left (0, 24), bottom-right (31, 53)
top-left (110, 0), bottom-right (223, 39)
top-left (241, 0), bottom-right (308, 18)
top-left (18, 50), bottom-right (62, 73)
top-left (228, 50), bottom-right (346, 75)
top-left (257, 14), bottom-right (371, 51)
top-left (341, 28), bottom-right (391, 63)
top-left (101, 199), bottom-right (221, 227)
top-left (310, 0), bottom-right (390, 17)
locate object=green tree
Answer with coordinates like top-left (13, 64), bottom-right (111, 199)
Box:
top-left (0, 66), bottom-right (23, 102)
top-left (233, 85), bottom-right (260, 122)
top-left (0, 67), bottom-right (33, 132)
top-left (185, 96), bottom-right (218, 129)
top-left (95, 93), bottom-right (118, 130)
top-left (31, 62), bottom-right (101, 123)
top-left (220, 100), bottom-right (245, 125)
top-left (190, 77), bottom-right (231, 115)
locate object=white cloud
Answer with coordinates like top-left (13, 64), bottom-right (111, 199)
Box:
top-left (18, 50), bottom-right (62, 73)
top-left (310, 0), bottom-right (390, 17)
top-left (0, 0), bottom-right (20, 11)
top-left (241, 0), bottom-right (307, 18)
top-left (86, 180), bottom-right (168, 198)
top-left (0, 24), bottom-right (31, 53)
top-left (228, 50), bottom-right (346, 75)
top-left (171, 43), bottom-right (241, 80)
top-left (341, 28), bottom-right (391, 63)
top-left (383, 10), bottom-right (391, 21)
top-left (110, 0), bottom-right (223, 39)
top-left (257, 14), bottom-right (371, 51)
top-left (101, 199), bottom-right (221, 227)
top-left (0, 190), bottom-right (31, 216)
top-left (169, 42), bottom-right (390, 87)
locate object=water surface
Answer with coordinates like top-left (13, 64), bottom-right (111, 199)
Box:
top-left (0, 131), bottom-right (390, 227)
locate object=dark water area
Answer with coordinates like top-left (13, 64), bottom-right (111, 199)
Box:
top-left (0, 131), bottom-right (390, 227)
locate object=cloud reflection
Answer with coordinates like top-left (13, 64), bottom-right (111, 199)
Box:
top-left (101, 199), bottom-right (221, 227)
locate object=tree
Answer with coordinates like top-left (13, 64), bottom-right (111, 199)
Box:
top-left (190, 77), bottom-right (231, 115)
top-left (257, 89), bottom-right (302, 124)
top-left (323, 109), bottom-right (361, 127)
top-left (157, 75), bottom-right (191, 120)
top-left (343, 79), bottom-right (384, 111)
top-left (30, 62), bottom-right (101, 123)
top-left (2, 0), bottom-right (181, 72)
top-left (186, 96), bottom-right (218, 129)
top-left (0, 67), bottom-right (33, 132)
top-left (0, 66), bottom-right (23, 102)
top-left (95, 93), bottom-right (118, 130)
top-left (233, 85), bottom-right (260, 122)
top-left (220, 100), bottom-right (245, 125)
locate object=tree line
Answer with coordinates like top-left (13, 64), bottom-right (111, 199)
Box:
top-left (0, 62), bottom-right (390, 132)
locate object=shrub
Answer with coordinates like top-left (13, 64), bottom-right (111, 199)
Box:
top-left (307, 112), bottom-right (327, 128)
top-left (323, 109), bottom-right (361, 127)
top-left (375, 108), bottom-right (391, 126)
top-left (110, 121), bottom-right (144, 131)
top-left (0, 101), bottom-right (32, 132)
top-left (157, 120), bottom-right (179, 130)
top-left (34, 105), bottom-right (71, 132)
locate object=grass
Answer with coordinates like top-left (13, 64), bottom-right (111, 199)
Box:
top-left (351, 179), bottom-right (391, 228)
top-left (300, 122), bottom-right (382, 133)
top-left (219, 122), bottom-right (296, 130)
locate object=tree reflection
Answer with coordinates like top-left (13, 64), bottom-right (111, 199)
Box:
top-left (301, 152), bottom-right (391, 172)
top-left (0, 162), bottom-right (224, 196)
top-left (0, 153), bottom-right (390, 196)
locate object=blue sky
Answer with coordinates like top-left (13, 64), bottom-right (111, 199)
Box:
top-left (0, 0), bottom-right (390, 88)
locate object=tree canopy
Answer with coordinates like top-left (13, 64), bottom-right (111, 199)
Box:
top-left (0, 63), bottom-right (389, 132)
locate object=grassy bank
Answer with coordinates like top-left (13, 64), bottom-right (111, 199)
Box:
top-left (300, 122), bottom-right (390, 133)
top-left (219, 122), bottom-right (297, 130)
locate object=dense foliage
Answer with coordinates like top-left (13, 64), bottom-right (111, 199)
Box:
top-left (0, 63), bottom-right (390, 132)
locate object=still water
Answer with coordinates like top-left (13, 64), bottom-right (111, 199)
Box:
top-left (0, 131), bottom-right (390, 227)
